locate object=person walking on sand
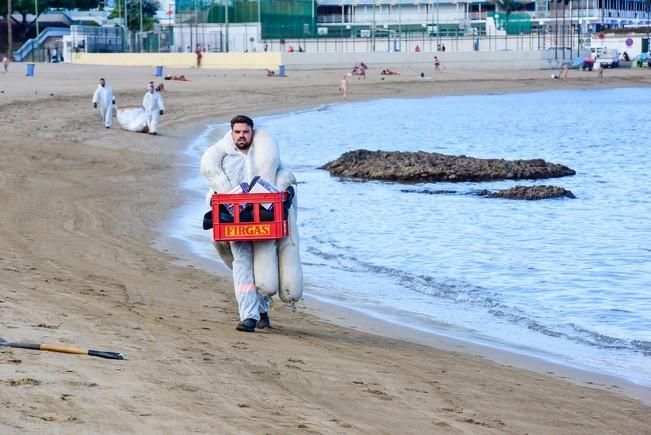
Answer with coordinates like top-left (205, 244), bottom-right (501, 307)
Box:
top-left (597, 61), bottom-right (604, 80)
top-left (206, 116), bottom-right (272, 332)
top-left (2, 54), bottom-right (9, 73)
top-left (434, 56), bottom-right (441, 72)
top-left (339, 74), bottom-right (348, 99)
top-left (92, 78), bottom-right (115, 128)
top-left (200, 115), bottom-right (303, 332)
top-left (142, 82), bottom-right (165, 135)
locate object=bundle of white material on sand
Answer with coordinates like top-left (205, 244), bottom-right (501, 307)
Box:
top-left (116, 106), bottom-right (148, 133)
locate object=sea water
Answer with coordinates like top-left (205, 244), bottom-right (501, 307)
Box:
top-left (170, 88), bottom-right (651, 388)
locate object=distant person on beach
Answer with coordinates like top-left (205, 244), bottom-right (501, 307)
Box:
top-left (2, 54), bottom-right (9, 73)
top-left (339, 74), bottom-right (348, 98)
top-left (147, 80), bottom-right (164, 92)
top-left (552, 64), bottom-right (569, 80)
top-left (352, 62), bottom-right (367, 79)
top-left (434, 56), bottom-right (441, 72)
top-left (195, 45), bottom-right (203, 68)
top-left (92, 78), bottom-right (115, 128)
top-left (164, 74), bottom-right (189, 81)
top-left (142, 82), bottom-right (165, 135)
top-left (597, 61), bottom-right (604, 80)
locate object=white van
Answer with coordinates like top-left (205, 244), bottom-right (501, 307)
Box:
top-left (591, 47), bottom-right (620, 68)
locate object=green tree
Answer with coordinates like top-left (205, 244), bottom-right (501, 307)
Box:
top-left (1, 0), bottom-right (98, 40)
top-left (109, 0), bottom-right (160, 32)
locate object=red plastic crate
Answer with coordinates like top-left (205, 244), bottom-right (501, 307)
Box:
top-left (211, 191), bottom-right (289, 241)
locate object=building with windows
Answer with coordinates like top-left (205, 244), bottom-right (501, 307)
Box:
top-left (164, 0), bottom-right (651, 53)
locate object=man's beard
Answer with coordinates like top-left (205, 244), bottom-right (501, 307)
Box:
top-left (234, 139), bottom-right (251, 150)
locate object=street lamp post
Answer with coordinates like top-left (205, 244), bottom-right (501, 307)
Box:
top-left (555, 0), bottom-right (559, 59)
top-left (397, 1), bottom-right (402, 51)
top-left (192, 0), bottom-right (197, 50)
top-left (7, 0), bottom-right (12, 59)
top-left (225, 0), bottom-right (229, 52)
top-left (372, 1), bottom-right (376, 52)
top-left (436, 0), bottom-right (440, 50)
top-left (562, 0), bottom-right (566, 60)
top-left (570, 1), bottom-right (575, 59)
top-left (648, 1), bottom-right (650, 54)
top-left (124, 0), bottom-right (129, 52)
top-left (168, 1), bottom-right (174, 51)
top-left (35, 0), bottom-right (39, 37)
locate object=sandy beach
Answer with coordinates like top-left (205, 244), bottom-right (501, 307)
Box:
top-left (1, 62), bottom-right (650, 433)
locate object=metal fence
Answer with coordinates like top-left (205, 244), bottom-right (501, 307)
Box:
top-left (70, 26), bottom-right (126, 53)
top-left (265, 31), bottom-right (581, 58)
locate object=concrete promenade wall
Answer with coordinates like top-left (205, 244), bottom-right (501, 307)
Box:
top-left (72, 52), bottom-right (282, 70)
top-left (71, 51), bottom-right (566, 71)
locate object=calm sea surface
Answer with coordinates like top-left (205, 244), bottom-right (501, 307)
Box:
top-left (169, 88), bottom-right (651, 387)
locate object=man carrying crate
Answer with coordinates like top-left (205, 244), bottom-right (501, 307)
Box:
top-left (200, 115), bottom-right (303, 332)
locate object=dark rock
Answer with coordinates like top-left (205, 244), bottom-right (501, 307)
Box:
top-left (400, 189), bottom-right (458, 195)
top-left (320, 150), bottom-right (576, 182)
top-left (479, 185), bottom-right (576, 200)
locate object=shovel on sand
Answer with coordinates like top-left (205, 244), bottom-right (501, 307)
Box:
top-left (0, 337), bottom-right (126, 360)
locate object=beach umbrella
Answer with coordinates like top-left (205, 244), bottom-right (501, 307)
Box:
top-left (0, 337), bottom-right (126, 360)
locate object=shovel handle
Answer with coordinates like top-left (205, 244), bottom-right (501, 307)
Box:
top-left (40, 344), bottom-right (89, 355)
top-left (9, 343), bottom-right (125, 360)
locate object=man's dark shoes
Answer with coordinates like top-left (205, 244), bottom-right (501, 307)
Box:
top-left (236, 318), bottom-right (256, 332)
top-left (257, 312), bottom-right (271, 329)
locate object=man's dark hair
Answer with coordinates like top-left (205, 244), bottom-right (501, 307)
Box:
top-left (230, 115), bottom-right (254, 129)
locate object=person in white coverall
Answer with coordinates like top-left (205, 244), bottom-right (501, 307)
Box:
top-left (92, 78), bottom-right (115, 128)
top-left (207, 115), bottom-right (272, 332)
top-left (142, 82), bottom-right (165, 135)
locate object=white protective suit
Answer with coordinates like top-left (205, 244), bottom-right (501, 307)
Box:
top-left (92, 83), bottom-right (114, 128)
top-left (200, 129), bottom-right (303, 321)
top-left (142, 87), bottom-right (165, 134)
